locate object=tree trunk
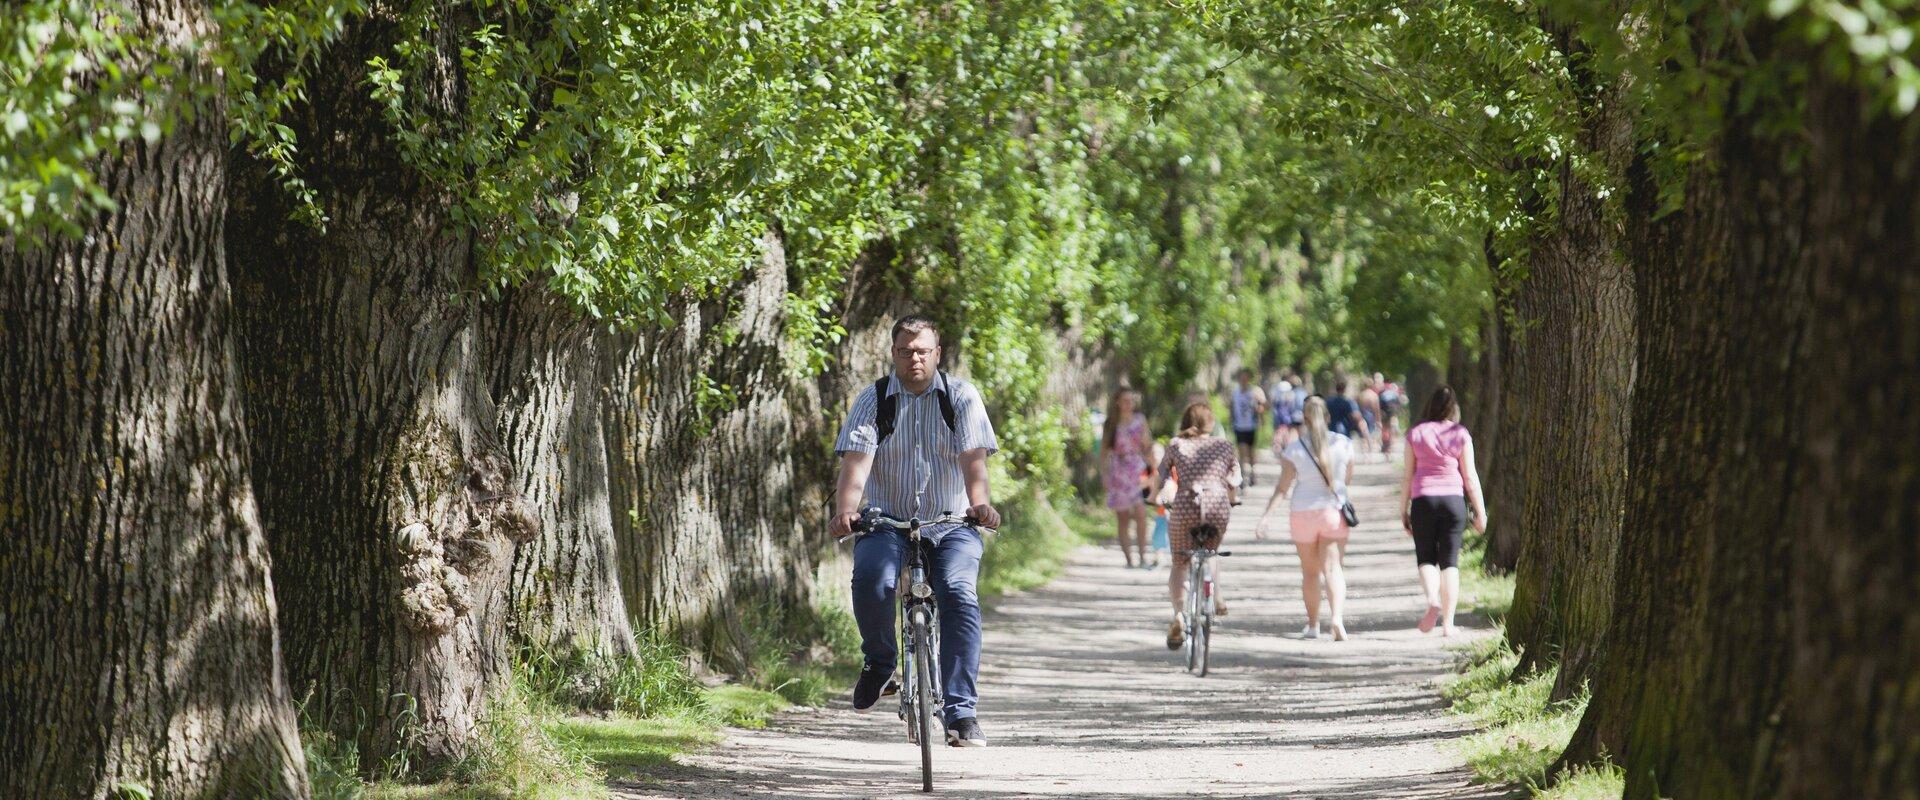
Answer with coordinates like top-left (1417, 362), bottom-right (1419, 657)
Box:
top-left (1565, 28), bottom-right (1920, 798)
top-left (1502, 45), bottom-right (1636, 698)
top-left (490, 289), bottom-right (639, 668)
top-left (0, 4), bottom-right (308, 795)
top-left (227, 12), bottom-right (529, 774)
top-left (601, 234), bottom-right (817, 666)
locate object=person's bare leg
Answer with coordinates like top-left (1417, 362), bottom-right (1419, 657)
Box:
top-left (1323, 539), bottom-right (1349, 639)
top-left (1440, 566), bottom-right (1461, 636)
top-left (1417, 563), bottom-right (1442, 632)
top-left (1168, 560), bottom-right (1187, 619)
top-left (1114, 509), bottom-right (1135, 567)
top-left (1294, 539), bottom-right (1323, 632)
top-left (1130, 506), bottom-right (1150, 566)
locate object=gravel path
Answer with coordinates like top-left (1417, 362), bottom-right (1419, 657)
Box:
top-left (615, 449), bottom-right (1509, 799)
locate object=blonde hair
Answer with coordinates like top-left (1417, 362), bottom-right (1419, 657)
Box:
top-left (1302, 395), bottom-right (1330, 466)
top-left (1178, 402), bottom-right (1215, 438)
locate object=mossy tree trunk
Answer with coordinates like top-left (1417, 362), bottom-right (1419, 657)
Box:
top-left (0, 2), bottom-right (308, 795)
top-left (1502, 28), bottom-right (1636, 697)
top-left (1565, 22), bottom-right (1920, 797)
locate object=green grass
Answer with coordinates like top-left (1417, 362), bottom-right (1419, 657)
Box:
top-left (310, 602), bottom-right (858, 799)
top-left (1458, 534), bottom-right (1515, 620)
top-left (1536, 763), bottom-right (1626, 800)
top-left (1444, 635), bottom-right (1613, 798)
top-left (977, 489), bottom-right (1103, 596)
top-left (542, 713), bottom-right (716, 780)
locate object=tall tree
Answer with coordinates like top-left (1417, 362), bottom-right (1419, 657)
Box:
top-left (226, 7), bottom-right (532, 773)
top-left (1565, 6), bottom-right (1920, 795)
top-left (1500, 15), bottom-right (1636, 696)
top-left (0, 2), bottom-right (309, 796)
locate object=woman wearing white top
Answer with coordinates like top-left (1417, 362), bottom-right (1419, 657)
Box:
top-left (1255, 396), bottom-right (1356, 640)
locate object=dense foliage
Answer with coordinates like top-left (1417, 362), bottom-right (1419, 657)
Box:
top-left (3, 0), bottom-right (1509, 485)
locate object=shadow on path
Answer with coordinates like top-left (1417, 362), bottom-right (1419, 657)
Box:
top-left (616, 451), bottom-right (1509, 799)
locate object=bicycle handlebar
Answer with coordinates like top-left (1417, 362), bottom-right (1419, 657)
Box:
top-left (836, 507), bottom-right (999, 543)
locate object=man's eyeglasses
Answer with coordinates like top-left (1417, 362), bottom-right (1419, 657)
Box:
top-left (893, 347), bottom-right (938, 361)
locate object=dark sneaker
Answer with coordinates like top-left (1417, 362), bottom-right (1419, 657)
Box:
top-left (852, 664), bottom-right (897, 713)
top-left (946, 717), bottom-right (987, 747)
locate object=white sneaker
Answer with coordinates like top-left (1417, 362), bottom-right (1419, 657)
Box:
top-left (1300, 624), bottom-right (1320, 640)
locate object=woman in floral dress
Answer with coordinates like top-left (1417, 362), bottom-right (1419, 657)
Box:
top-left (1151, 402), bottom-right (1241, 649)
top-left (1100, 390), bottom-right (1153, 567)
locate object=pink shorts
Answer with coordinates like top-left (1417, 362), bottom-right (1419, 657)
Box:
top-left (1290, 508), bottom-right (1350, 544)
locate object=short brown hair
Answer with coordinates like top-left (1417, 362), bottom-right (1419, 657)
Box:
top-left (1179, 402), bottom-right (1216, 438)
top-left (890, 314), bottom-right (940, 346)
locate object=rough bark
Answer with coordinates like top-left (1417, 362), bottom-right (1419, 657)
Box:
top-left (1502, 43), bottom-right (1636, 697)
top-left (1564, 29), bottom-right (1920, 798)
top-left (489, 289), bottom-right (638, 666)
top-left (601, 234), bottom-right (817, 668)
top-left (227, 10), bottom-right (529, 773)
top-left (0, 4), bottom-right (308, 795)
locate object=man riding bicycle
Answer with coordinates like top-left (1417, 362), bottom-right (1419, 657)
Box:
top-left (829, 315), bottom-right (1002, 747)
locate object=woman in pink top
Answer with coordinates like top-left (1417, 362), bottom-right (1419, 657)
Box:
top-left (1398, 386), bottom-right (1487, 636)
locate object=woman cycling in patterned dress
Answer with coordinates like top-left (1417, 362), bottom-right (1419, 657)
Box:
top-left (1151, 402), bottom-right (1241, 649)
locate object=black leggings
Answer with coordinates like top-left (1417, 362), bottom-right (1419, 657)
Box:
top-left (1409, 495), bottom-right (1467, 568)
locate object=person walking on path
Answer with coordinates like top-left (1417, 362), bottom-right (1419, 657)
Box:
top-left (1374, 372), bottom-right (1404, 455)
top-left (1269, 378), bottom-right (1304, 454)
top-left (1229, 369), bottom-right (1268, 486)
top-left (1398, 386), bottom-right (1487, 637)
top-left (1325, 379), bottom-right (1369, 442)
top-left (1151, 402), bottom-right (1241, 649)
top-left (829, 314), bottom-right (1003, 746)
top-left (1101, 390), bottom-right (1153, 568)
top-left (1255, 396), bottom-right (1355, 641)
top-left (1358, 378), bottom-right (1383, 461)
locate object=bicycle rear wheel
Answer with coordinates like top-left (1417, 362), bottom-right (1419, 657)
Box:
top-left (1183, 562), bottom-right (1201, 673)
top-left (913, 612), bottom-right (937, 792)
top-left (1197, 583), bottom-right (1213, 677)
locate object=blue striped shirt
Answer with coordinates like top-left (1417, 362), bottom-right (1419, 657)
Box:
top-left (834, 373), bottom-right (998, 522)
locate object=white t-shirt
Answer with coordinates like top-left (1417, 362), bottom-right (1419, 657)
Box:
top-left (1281, 434), bottom-right (1354, 511)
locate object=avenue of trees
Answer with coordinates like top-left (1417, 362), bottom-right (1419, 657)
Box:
top-left (2, 0), bottom-right (1915, 798)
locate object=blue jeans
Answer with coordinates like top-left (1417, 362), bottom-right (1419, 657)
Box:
top-left (851, 525), bottom-right (984, 724)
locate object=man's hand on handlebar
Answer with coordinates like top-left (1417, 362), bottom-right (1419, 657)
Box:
top-left (968, 503), bottom-right (1002, 529)
top-left (829, 510), bottom-right (862, 538)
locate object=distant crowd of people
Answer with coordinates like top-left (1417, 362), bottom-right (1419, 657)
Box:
top-left (1095, 369), bottom-right (1484, 646)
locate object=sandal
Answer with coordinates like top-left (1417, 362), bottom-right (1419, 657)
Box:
top-left (1166, 620), bottom-right (1186, 650)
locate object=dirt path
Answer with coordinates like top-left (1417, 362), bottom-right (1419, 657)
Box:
top-left (615, 449), bottom-right (1506, 799)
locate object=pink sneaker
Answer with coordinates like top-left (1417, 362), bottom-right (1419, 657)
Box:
top-left (1418, 605), bottom-right (1441, 633)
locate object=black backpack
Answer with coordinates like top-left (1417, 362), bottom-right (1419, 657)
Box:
top-left (873, 371), bottom-right (957, 445)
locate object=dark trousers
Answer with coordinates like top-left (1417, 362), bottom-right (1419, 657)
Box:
top-left (851, 526), bottom-right (984, 724)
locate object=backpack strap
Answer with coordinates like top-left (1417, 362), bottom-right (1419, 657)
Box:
top-left (872, 372), bottom-right (958, 445)
top-left (935, 371), bottom-right (958, 433)
top-left (873, 375), bottom-right (897, 443)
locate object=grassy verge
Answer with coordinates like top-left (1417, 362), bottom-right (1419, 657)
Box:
top-left (1457, 535), bottom-right (1515, 620)
top-left (310, 604), bottom-right (859, 799)
top-left (1441, 548), bottom-right (1622, 799)
top-left (977, 488), bottom-right (1106, 597)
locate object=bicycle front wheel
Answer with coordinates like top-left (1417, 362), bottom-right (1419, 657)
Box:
top-left (914, 613), bottom-right (937, 792)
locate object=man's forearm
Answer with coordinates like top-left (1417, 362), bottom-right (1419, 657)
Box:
top-left (834, 454), bottom-right (873, 516)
